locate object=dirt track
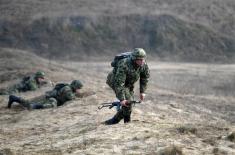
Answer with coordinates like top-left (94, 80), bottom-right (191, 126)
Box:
top-left (0, 61), bottom-right (235, 155)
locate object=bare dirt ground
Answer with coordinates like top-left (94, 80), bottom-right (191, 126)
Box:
top-left (0, 53), bottom-right (235, 154)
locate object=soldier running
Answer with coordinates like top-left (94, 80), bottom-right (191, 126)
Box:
top-left (104, 48), bottom-right (150, 125)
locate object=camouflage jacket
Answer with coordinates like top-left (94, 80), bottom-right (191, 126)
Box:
top-left (0, 75), bottom-right (50, 95)
top-left (45, 84), bottom-right (75, 106)
top-left (15, 76), bottom-right (39, 92)
top-left (113, 58), bottom-right (150, 101)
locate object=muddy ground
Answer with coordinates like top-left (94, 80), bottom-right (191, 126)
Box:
top-left (0, 60), bottom-right (235, 155)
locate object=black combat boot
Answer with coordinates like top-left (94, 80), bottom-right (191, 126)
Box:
top-left (124, 115), bottom-right (131, 123)
top-left (104, 117), bottom-right (120, 125)
top-left (8, 95), bottom-right (30, 109)
top-left (8, 95), bottom-right (23, 108)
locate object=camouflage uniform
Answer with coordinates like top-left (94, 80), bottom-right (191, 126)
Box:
top-left (0, 71), bottom-right (47, 95)
top-left (8, 80), bottom-right (83, 109)
top-left (106, 48), bottom-right (150, 124)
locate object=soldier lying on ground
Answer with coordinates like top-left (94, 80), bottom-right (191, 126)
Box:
top-left (7, 80), bottom-right (83, 110)
top-left (0, 71), bottom-right (51, 95)
top-left (104, 48), bottom-right (150, 125)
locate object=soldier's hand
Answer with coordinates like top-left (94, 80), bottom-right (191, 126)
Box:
top-left (120, 100), bottom-right (128, 107)
top-left (75, 89), bottom-right (81, 95)
top-left (140, 93), bottom-right (146, 101)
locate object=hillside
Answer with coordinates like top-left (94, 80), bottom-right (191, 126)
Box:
top-left (0, 49), bottom-right (235, 155)
top-left (0, 1), bottom-right (235, 155)
top-left (0, 0), bottom-right (235, 62)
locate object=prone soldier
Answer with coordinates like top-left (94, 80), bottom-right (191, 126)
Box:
top-left (7, 80), bottom-right (83, 110)
top-left (0, 71), bottom-right (50, 95)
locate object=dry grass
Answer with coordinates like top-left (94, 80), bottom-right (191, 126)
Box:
top-left (0, 49), bottom-right (234, 154)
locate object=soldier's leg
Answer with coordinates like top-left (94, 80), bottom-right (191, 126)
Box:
top-left (1, 85), bottom-right (20, 95)
top-left (28, 98), bottom-right (57, 110)
top-left (108, 103), bottom-right (132, 124)
top-left (105, 113), bottom-right (122, 125)
top-left (105, 103), bottom-right (124, 125)
top-left (20, 96), bottom-right (45, 110)
top-left (8, 95), bottom-right (53, 110)
top-left (0, 89), bottom-right (8, 95)
top-left (8, 83), bottom-right (23, 94)
top-left (42, 98), bottom-right (57, 109)
top-left (29, 97), bottom-right (57, 110)
top-left (123, 88), bottom-right (134, 123)
top-left (0, 87), bottom-right (10, 95)
top-left (105, 88), bottom-right (133, 125)
top-left (8, 95), bottom-right (30, 108)
top-left (123, 106), bottom-right (132, 123)
top-left (104, 73), bottom-right (123, 125)
top-left (28, 103), bottom-right (44, 109)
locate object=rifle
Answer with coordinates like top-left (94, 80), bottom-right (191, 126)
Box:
top-left (98, 100), bottom-right (141, 110)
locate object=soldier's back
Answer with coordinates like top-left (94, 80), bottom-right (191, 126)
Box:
top-left (56, 85), bottom-right (74, 106)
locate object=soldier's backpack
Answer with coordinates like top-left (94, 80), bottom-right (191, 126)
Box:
top-left (19, 76), bottom-right (34, 91)
top-left (54, 83), bottom-right (69, 91)
top-left (107, 52), bottom-right (132, 88)
top-left (111, 52), bottom-right (132, 67)
top-left (22, 76), bottom-right (31, 83)
top-left (45, 83), bottom-right (69, 99)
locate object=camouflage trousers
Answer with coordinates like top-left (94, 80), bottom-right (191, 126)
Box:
top-left (106, 71), bottom-right (135, 123)
top-left (20, 95), bottom-right (58, 109)
top-left (0, 83), bottom-right (23, 95)
top-left (113, 87), bottom-right (134, 123)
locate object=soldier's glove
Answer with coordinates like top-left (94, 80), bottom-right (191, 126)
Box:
top-left (140, 93), bottom-right (146, 101)
top-left (120, 100), bottom-right (128, 107)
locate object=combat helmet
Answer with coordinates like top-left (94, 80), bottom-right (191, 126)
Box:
top-left (70, 80), bottom-right (83, 90)
top-left (35, 71), bottom-right (45, 79)
top-left (131, 48), bottom-right (146, 60)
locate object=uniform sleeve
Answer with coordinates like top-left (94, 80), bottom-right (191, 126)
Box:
top-left (45, 90), bottom-right (57, 98)
top-left (63, 86), bottom-right (75, 101)
top-left (65, 91), bottom-right (75, 100)
top-left (27, 80), bottom-right (38, 91)
top-left (113, 61), bottom-right (127, 101)
top-left (140, 64), bottom-right (150, 93)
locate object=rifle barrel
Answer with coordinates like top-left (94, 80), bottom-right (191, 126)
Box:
top-left (98, 100), bottom-right (141, 110)
top-left (102, 102), bottom-right (113, 105)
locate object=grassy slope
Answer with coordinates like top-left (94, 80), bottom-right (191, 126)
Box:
top-left (0, 50), bottom-right (234, 155)
top-left (0, 0), bottom-right (235, 62)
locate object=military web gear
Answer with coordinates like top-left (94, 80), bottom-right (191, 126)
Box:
top-left (111, 52), bottom-right (132, 67)
top-left (54, 83), bottom-right (69, 91)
